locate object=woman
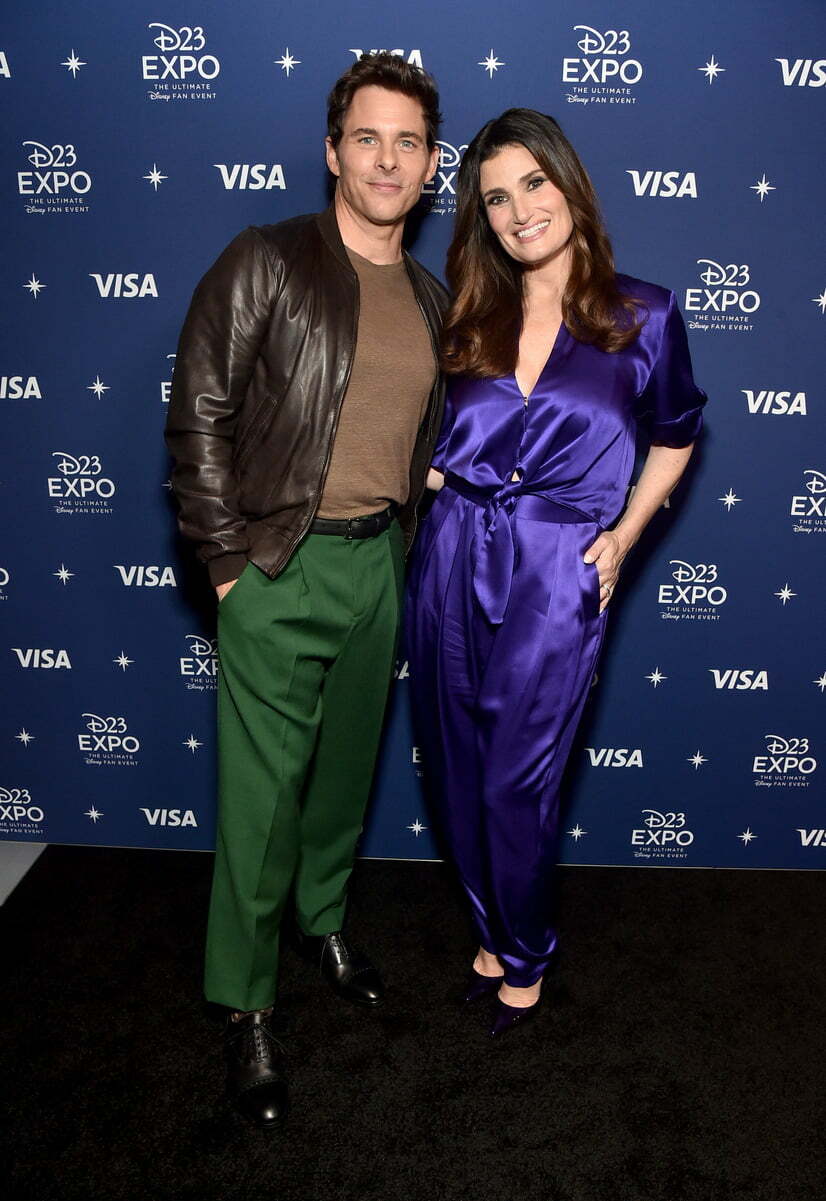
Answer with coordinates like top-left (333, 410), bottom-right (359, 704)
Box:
top-left (407, 109), bottom-right (706, 1036)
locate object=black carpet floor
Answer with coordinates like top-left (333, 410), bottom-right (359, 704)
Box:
top-left (2, 847), bottom-right (824, 1201)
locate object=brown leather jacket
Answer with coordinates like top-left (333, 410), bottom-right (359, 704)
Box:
top-left (165, 206), bottom-right (448, 586)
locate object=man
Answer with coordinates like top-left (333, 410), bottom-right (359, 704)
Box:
top-left (165, 54), bottom-right (446, 1128)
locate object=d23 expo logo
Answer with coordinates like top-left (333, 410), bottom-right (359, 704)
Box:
top-left (631, 810), bottom-right (693, 861)
top-left (142, 23), bottom-right (220, 102)
top-left (790, 469), bottom-right (826, 535)
top-left (47, 452), bottom-right (115, 515)
top-left (753, 735), bottom-right (816, 789)
top-left (0, 787), bottom-right (44, 835)
top-left (78, 714), bottom-right (140, 767)
top-left (160, 353), bottom-right (175, 404)
top-left (422, 140), bottom-right (467, 216)
top-left (684, 260), bottom-right (760, 334)
top-left (658, 561), bottom-right (727, 622)
top-left (179, 634), bottom-right (218, 691)
top-left (562, 26), bottom-right (643, 106)
top-left (18, 142), bottom-right (92, 215)
top-left (0, 566), bottom-right (9, 603)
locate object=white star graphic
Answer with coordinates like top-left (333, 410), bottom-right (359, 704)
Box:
top-left (143, 164), bottom-right (168, 192)
top-left (698, 55), bottom-right (725, 83)
top-left (274, 48), bottom-right (301, 77)
top-left (162, 480), bottom-right (173, 490)
top-left (774, 583), bottom-right (796, 605)
top-left (567, 824), bottom-right (587, 841)
top-left (738, 828), bottom-right (757, 845)
top-left (646, 667), bottom-right (667, 688)
top-left (113, 651), bottom-right (133, 672)
top-left (61, 50), bottom-right (87, 78)
top-left (407, 819), bottom-right (428, 836)
top-left (750, 174), bottom-right (775, 202)
top-left (478, 49), bottom-right (505, 78)
top-left (813, 672), bottom-right (826, 693)
top-left (812, 289), bottom-right (826, 314)
top-left (183, 734), bottom-right (203, 753)
top-left (16, 729), bottom-right (34, 746)
top-left (23, 274), bottom-right (45, 298)
top-left (87, 375), bottom-right (109, 398)
top-left (85, 807), bottom-right (103, 823)
top-left (718, 489), bottom-right (741, 511)
top-left (53, 563), bottom-right (74, 585)
top-left (688, 750), bottom-right (707, 769)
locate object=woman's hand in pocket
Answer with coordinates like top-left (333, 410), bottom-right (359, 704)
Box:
top-left (583, 531), bottom-right (625, 613)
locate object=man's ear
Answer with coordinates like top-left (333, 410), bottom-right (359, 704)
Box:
top-left (325, 136), bottom-right (341, 178)
top-left (424, 144), bottom-right (439, 185)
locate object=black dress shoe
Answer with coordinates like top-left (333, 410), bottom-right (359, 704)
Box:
top-left (224, 1010), bottom-right (288, 1129)
top-left (296, 930), bottom-right (384, 1006)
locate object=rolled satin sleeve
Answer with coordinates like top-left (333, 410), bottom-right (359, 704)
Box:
top-left (635, 292), bottom-right (707, 448)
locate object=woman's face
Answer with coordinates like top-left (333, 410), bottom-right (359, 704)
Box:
top-left (479, 143), bottom-right (573, 271)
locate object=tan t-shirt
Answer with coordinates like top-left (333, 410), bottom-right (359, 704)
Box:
top-left (316, 247), bottom-right (436, 518)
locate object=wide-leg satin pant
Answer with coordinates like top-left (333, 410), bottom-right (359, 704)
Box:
top-left (407, 487), bottom-right (608, 987)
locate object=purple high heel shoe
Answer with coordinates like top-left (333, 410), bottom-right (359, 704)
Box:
top-left (463, 966), bottom-right (505, 1003)
top-left (488, 993), bottom-right (542, 1037)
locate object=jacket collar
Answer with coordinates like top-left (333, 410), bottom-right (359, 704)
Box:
top-left (315, 202), bottom-right (418, 275)
top-left (315, 204), bottom-right (353, 271)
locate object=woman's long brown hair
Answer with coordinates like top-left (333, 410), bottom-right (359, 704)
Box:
top-left (441, 109), bottom-right (645, 376)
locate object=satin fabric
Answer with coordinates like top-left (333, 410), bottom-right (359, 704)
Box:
top-left (407, 277), bottom-right (705, 987)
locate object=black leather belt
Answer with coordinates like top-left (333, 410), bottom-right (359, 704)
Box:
top-left (309, 504), bottom-right (395, 540)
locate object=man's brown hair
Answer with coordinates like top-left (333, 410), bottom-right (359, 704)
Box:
top-left (327, 53), bottom-right (442, 150)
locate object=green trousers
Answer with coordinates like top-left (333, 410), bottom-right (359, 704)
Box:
top-left (204, 522), bottom-right (404, 1011)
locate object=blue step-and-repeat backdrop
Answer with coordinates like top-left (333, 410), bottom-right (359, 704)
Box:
top-left (2, 1), bottom-right (824, 868)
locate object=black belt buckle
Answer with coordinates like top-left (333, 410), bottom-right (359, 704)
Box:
top-left (346, 512), bottom-right (382, 539)
top-left (310, 505), bottom-right (393, 539)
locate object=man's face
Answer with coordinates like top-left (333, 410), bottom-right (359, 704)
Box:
top-left (326, 85), bottom-right (438, 228)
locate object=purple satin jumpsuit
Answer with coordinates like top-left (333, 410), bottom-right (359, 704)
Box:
top-left (407, 277), bottom-right (706, 987)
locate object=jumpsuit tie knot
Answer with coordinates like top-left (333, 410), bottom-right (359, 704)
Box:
top-left (443, 472), bottom-right (595, 627)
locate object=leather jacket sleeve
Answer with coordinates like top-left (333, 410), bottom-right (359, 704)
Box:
top-left (165, 227), bottom-right (276, 585)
